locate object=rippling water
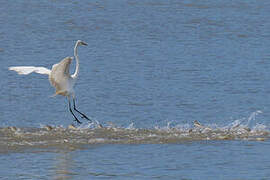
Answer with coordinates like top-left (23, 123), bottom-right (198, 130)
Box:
top-left (0, 111), bottom-right (268, 153)
top-left (1, 0), bottom-right (270, 179)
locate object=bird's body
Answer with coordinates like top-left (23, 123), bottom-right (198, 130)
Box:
top-left (9, 40), bottom-right (90, 124)
top-left (49, 57), bottom-right (74, 96)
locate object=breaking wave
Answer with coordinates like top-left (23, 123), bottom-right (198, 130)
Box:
top-left (0, 111), bottom-right (268, 152)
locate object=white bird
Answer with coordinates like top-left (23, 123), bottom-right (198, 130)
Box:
top-left (9, 40), bottom-right (90, 124)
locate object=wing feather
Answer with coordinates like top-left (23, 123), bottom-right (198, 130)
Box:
top-left (9, 66), bottom-right (51, 75)
top-left (9, 57), bottom-right (73, 97)
top-left (49, 57), bottom-right (73, 95)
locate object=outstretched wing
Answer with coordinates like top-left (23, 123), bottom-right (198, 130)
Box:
top-left (49, 57), bottom-right (73, 95)
top-left (9, 66), bottom-right (51, 75)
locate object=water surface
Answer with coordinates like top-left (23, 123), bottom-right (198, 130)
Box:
top-left (1, 0), bottom-right (270, 179)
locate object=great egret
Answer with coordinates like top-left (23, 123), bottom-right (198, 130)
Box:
top-left (9, 40), bottom-right (91, 124)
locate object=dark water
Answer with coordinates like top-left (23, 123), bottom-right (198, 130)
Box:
top-left (1, 0), bottom-right (270, 179)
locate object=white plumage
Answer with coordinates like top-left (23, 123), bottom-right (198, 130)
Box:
top-left (9, 66), bottom-right (51, 75)
top-left (49, 57), bottom-right (74, 96)
top-left (9, 40), bottom-right (90, 124)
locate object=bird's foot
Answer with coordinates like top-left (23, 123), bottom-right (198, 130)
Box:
top-left (80, 114), bottom-right (92, 122)
top-left (73, 107), bottom-right (92, 122)
top-left (74, 118), bottom-right (82, 124)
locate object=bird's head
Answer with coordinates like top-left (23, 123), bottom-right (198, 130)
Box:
top-left (77, 40), bottom-right (88, 46)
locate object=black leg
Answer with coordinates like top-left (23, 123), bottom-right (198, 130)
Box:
top-left (73, 98), bottom-right (92, 122)
top-left (68, 98), bottom-right (82, 124)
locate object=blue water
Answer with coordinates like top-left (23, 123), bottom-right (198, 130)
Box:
top-left (1, 0), bottom-right (270, 179)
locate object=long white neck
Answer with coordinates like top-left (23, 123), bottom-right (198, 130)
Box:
top-left (72, 41), bottom-right (80, 79)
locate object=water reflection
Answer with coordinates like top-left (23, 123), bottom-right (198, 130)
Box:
top-left (53, 151), bottom-right (76, 180)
